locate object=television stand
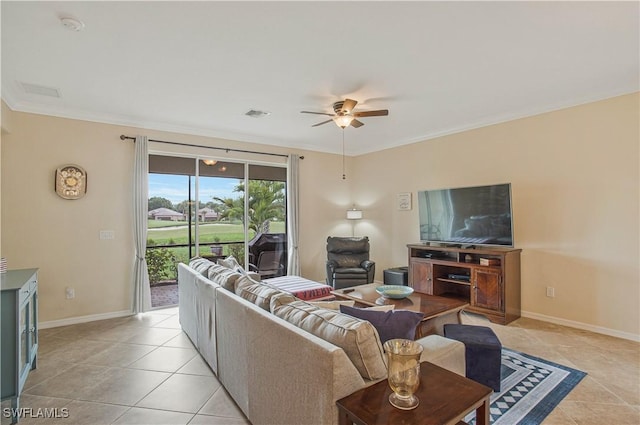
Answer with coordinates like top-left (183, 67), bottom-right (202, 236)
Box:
top-left (407, 244), bottom-right (521, 325)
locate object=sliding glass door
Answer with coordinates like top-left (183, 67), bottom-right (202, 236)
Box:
top-left (146, 155), bottom-right (287, 306)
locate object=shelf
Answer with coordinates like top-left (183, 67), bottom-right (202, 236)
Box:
top-left (436, 292), bottom-right (469, 303)
top-left (437, 278), bottom-right (471, 286)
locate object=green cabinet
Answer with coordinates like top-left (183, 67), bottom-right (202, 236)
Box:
top-left (1, 269), bottom-right (38, 424)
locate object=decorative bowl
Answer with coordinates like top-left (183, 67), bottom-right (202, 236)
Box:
top-left (375, 285), bottom-right (414, 299)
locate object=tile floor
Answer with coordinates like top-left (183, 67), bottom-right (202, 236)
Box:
top-left (1, 307), bottom-right (248, 425)
top-left (2, 307), bottom-right (639, 425)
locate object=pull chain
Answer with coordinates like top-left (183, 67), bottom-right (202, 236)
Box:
top-left (342, 129), bottom-right (346, 180)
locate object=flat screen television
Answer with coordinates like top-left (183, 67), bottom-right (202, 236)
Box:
top-left (417, 183), bottom-right (514, 247)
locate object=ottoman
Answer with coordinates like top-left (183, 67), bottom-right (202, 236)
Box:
top-left (443, 324), bottom-right (502, 392)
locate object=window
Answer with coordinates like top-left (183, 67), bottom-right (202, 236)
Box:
top-left (146, 155), bottom-right (287, 307)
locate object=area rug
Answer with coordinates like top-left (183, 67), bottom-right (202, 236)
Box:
top-left (466, 348), bottom-right (586, 425)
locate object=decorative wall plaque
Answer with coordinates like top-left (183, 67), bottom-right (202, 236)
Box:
top-left (55, 164), bottom-right (87, 200)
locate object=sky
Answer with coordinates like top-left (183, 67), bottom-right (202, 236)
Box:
top-left (149, 173), bottom-right (241, 205)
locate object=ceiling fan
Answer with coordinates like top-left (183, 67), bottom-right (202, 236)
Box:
top-left (301, 99), bottom-right (389, 129)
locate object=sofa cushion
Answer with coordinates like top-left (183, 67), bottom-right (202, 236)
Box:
top-left (270, 291), bottom-right (298, 311)
top-left (339, 305), bottom-right (424, 344)
top-left (273, 301), bottom-right (387, 380)
top-left (208, 266), bottom-right (242, 292)
top-left (235, 274), bottom-right (261, 294)
top-left (189, 257), bottom-right (215, 276)
top-left (236, 277), bottom-right (295, 311)
top-left (206, 263), bottom-right (227, 276)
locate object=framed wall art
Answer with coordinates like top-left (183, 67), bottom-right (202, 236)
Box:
top-left (397, 192), bottom-right (412, 210)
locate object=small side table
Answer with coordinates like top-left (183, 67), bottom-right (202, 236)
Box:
top-left (336, 361), bottom-right (491, 425)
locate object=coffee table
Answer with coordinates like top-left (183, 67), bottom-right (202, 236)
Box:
top-left (336, 361), bottom-right (491, 425)
top-left (332, 283), bottom-right (468, 338)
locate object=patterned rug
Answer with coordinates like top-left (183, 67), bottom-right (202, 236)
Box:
top-left (466, 348), bottom-right (586, 425)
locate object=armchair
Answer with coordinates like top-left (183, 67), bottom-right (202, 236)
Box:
top-left (326, 236), bottom-right (375, 290)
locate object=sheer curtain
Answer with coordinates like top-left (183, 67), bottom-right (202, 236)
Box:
top-left (132, 135), bottom-right (151, 313)
top-left (286, 154), bottom-right (300, 275)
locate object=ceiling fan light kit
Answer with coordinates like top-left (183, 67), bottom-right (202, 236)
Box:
top-left (301, 98), bottom-right (389, 129)
top-left (334, 115), bottom-right (354, 128)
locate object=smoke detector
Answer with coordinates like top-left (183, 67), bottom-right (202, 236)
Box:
top-left (60, 17), bottom-right (85, 32)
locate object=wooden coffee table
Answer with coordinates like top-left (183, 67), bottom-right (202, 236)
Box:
top-left (332, 283), bottom-right (468, 338)
top-left (336, 361), bottom-right (492, 425)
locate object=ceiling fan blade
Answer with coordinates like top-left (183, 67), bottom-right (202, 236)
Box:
top-left (301, 111), bottom-right (335, 117)
top-left (353, 109), bottom-right (389, 117)
top-left (341, 99), bottom-right (358, 114)
top-left (350, 119), bottom-right (364, 128)
top-left (312, 119), bottom-right (333, 127)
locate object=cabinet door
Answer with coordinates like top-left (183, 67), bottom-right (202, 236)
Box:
top-left (29, 292), bottom-right (38, 365)
top-left (18, 302), bottom-right (30, 389)
top-left (409, 260), bottom-right (433, 294)
top-left (472, 268), bottom-right (502, 311)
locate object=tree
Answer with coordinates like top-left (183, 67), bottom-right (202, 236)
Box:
top-left (214, 180), bottom-right (285, 233)
top-left (148, 196), bottom-right (174, 211)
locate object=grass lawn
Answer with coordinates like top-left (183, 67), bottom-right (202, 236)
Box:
top-left (147, 221), bottom-right (285, 245)
top-left (146, 220), bottom-right (285, 283)
top-left (148, 220), bottom-right (189, 228)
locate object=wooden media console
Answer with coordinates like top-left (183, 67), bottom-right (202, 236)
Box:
top-left (407, 244), bottom-right (521, 325)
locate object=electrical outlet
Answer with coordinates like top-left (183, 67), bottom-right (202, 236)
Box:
top-left (100, 230), bottom-right (115, 240)
top-left (546, 287), bottom-right (555, 298)
top-left (65, 287), bottom-right (75, 299)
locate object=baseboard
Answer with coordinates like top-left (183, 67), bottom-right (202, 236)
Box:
top-left (521, 310), bottom-right (640, 342)
top-left (39, 310), bottom-right (133, 329)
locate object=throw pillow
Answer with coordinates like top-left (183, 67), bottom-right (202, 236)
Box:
top-left (235, 265), bottom-right (261, 282)
top-left (365, 304), bottom-right (395, 312)
top-left (339, 305), bottom-right (424, 344)
top-left (218, 255), bottom-right (240, 270)
top-left (273, 301), bottom-right (387, 380)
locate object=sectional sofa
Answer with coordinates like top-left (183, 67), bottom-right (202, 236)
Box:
top-left (178, 257), bottom-right (466, 425)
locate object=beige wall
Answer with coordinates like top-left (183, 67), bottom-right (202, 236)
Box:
top-left (2, 93), bottom-right (638, 339)
top-left (351, 93), bottom-right (639, 339)
top-left (0, 110), bottom-right (344, 324)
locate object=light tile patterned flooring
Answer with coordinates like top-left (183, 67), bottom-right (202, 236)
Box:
top-left (1, 307), bottom-right (248, 425)
top-left (1, 307), bottom-right (638, 425)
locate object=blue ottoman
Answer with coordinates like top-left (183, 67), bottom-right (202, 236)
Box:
top-left (444, 324), bottom-right (502, 392)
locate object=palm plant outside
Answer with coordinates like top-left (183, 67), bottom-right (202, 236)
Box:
top-left (214, 180), bottom-right (285, 233)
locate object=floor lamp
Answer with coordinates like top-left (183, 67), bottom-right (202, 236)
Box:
top-left (346, 207), bottom-right (362, 236)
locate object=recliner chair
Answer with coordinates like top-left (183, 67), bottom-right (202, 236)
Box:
top-left (326, 236), bottom-right (375, 290)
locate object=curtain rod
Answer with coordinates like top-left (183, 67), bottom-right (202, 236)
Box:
top-left (119, 135), bottom-right (303, 159)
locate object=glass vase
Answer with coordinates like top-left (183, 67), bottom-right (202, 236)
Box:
top-left (383, 338), bottom-right (424, 410)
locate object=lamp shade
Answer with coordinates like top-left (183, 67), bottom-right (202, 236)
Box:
top-left (347, 209), bottom-right (363, 220)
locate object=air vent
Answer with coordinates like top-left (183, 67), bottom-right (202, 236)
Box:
top-left (245, 110), bottom-right (271, 118)
top-left (20, 82), bottom-right (61, 98)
